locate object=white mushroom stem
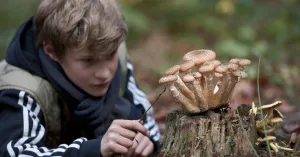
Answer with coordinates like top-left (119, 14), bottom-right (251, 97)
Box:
top-left (173, 74), bottom-right (196, 101)
top-left (201, 72), bottom-right (216, 105)
top-left (192, 78), bottom-right (208, 110)
top-left (220, 72), bottom-right (238, 104)
top-left (169, 85), bottom-right (199, 113)
top-left (211, 82), bottom-right (225, 107)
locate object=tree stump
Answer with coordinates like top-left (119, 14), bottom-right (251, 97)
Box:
top-left (159, 104), bottom-right (258, 157)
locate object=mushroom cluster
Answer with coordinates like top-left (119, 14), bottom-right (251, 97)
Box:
top-left (158, 49), bottom-right (251, 113)
top-left (250, 101), bottom-right (293, 153)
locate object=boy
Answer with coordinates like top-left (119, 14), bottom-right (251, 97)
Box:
top-left (0, 0), bottom-right (160, 156)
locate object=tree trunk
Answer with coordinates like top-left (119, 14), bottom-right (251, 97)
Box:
top-left (159, 104), bottom-right (258, 157)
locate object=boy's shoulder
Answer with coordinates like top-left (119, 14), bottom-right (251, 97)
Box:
top-left (0, 60), bottom-right (57, 106)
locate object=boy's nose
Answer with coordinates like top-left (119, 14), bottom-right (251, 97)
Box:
top-left (95, 68), bottom-right (110, 81)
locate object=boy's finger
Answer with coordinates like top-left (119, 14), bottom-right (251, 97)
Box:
top-left (109, 141), bottom-right (128, 154)
top-left (114, 120), bottom-right (148, 136)
top-left (135, 136), bottom-right (148, 155)
top-left (141, 144), bottom-right (154, 157)
top-left (116, 127), bottom-right (136, 140)
top-left (112, 133), bottom-right (134, 148)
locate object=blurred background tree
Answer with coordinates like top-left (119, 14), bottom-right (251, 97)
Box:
top-left (1, 0), bottom-right (299, 113)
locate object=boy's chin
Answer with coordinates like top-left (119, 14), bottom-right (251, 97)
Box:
top-left (87, 88), bottom-right (109, 97)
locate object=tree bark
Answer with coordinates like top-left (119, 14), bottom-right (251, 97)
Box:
top-left (159, 104), bottom-right (258, 157)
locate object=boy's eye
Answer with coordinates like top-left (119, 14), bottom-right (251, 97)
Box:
top-left (80, 58), bottom-right (94, 62)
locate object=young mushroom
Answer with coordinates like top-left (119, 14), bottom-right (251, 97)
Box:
top-left (211, 64), bottom-right (228, 106)
top-left (198, 63), bottom-right (217, 106)
top-left (164, 65), bottom-right (195, 101)
top-left (255, 101), bottom-right (282, 130)
top-left (158, 75), bottom-right (200, 113)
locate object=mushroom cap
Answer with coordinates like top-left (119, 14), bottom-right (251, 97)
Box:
top-left (257, 101), bottom-right (282, 111)
top-left (198, 63), bottom-right (215, 73)
top-left (182, 73), bottom-right (195, 83)
top-left (229, 58), bottom-right (241, 64)
top-left (206, 60), bottom-right (221, 66)
top-left (192, 72), bottom-right (202, 79)
top-left (182, 50), bottom-right (202, 62)
top-left (158, 75), bottom-right (177, 84)
top-left (164, 65), bottom-right (181, 75)
top-left (232, 70), bottom-right (248, 78)
top-left (192, 49), bottom-right (216, 66)
top-left (214, 72), bottom-right (223, 78)
top-left (238, 59), bottom-right (251, 66)
top-left (226, 63), bottom-right (239, 71)
top-left (180, 61), bottom-right (195, 72)
top-left (215, 64), bottom-right (228, 73)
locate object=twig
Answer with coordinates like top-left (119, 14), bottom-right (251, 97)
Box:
top-left (139, 86), bottom-right (167, 122)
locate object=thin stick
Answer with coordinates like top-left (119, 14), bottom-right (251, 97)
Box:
top-left (139, 86), bottom-right (167, 122)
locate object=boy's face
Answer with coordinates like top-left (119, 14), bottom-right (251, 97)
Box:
top-left (49, 45), bottom-right (119, 97)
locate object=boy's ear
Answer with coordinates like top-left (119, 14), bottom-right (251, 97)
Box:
top-left (43, 41), bottom-right (60, 62)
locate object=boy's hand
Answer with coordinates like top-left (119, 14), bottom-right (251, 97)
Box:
top-left (101, 120), bottom-right (149, 157)
top-left (125, 132), bottom-right (154, 157)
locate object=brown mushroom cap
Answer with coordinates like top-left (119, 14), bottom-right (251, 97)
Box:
top-left (257, 101), bottom-right (282, 111)
top-left (182, 50), bottom-right (201, 62)
top-left (229, 58), bottom-right (241, 64)
top-left (238, 59), bottom-right (251, 66)
top-left (164, 65), bottom-right (181, 75)
top-left (214, 72), bottom-right (223, 78)
top-left (182, 73), bottom-right (195, 83)
top-left (180, 61), bottom-right (195, 72)
top-left (158, 75), bottom-right (177, 84)
top-left (198, 63), bottom-right (215, 73)
top-left (215, 64), bottom-right (228, 73)
top-left (192, 72), bottom-right (202, 79)
top-left (192, 49), bottom-right (216, 66)
top-left (207, 60), bottom-right (221, 66)
top-left (226, 63), bottom-right (239, 72)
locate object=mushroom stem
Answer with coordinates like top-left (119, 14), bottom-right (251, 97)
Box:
top-left (192, 79), bottom-right (208, 110)
top-left (169, 85), bottom-right (199, 113)
top-left (211, 82), bottom-right (224, 106)
top-left (174, 75), bottom-right (196, 101)
top-left (221, 73), bottom-right (239, 104)
top-left (202, 73), bottom-right (216, 105)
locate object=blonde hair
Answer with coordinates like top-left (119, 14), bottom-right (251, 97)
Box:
top-left (35, 0), bottom-right (128, 58)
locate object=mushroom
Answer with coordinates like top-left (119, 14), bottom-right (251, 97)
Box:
top-left (223, 70), bottom-right (248, 103)
top-left (164, 64), bottom-right (181, 75)
top-left (211, 64), bottom-right (228, 106)
top-left (182, 50), bottom-right (202, 62)
top-left (164, 65), bottom-right (195, 101)
top-left (198, 62), bottom-right (217, 106)
top-left (158, 75), bottom-right (199, 113)
top-left (270, 109), bottom-right (284, 123)
top-left (191, 72), bottom-right (208, 111)
top-left (255, 101), bottom-right (282, 129)
top-left (192, 49), bottom-right (216, 67)
top-left (180, 61), bottom-right (195, 74)
top-left (220, 63), bottom-right (239, 104)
